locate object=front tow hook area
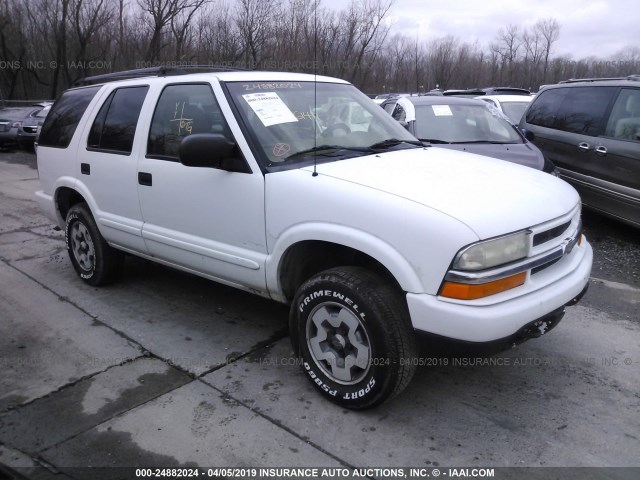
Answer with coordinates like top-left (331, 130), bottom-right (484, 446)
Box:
top-left (519, 307), bottom-right (565, 339)
top-left (566, 283), bottom-right (589, 306)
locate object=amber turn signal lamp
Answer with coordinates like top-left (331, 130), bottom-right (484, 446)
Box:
top-left (440, 272), bottom-right (527, 300)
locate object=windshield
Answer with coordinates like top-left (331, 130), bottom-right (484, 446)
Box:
top-left (500, 102), bottom-right (529, 124)
top-left (225, 81), bottom-right (419, 168)
top-left (0, 108), bottom-right (32, 121)
top-left (414, 103), bottom-right (523, 144)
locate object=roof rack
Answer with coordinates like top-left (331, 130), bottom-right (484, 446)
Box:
top-left (73, 65), bottom-right (247, 87)
top-left (559, 74), bottom-right (640, 84)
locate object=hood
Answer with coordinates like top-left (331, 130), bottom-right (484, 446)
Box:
top-left (434, 142), bottom-right (544, 170)
top-left (301, 147), bottom-right (579, 239)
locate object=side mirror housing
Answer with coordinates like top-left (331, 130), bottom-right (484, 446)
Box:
top-left (522, 129), bottom-right (535, 142)
top-left (179, 134), bottom-right (249, 173)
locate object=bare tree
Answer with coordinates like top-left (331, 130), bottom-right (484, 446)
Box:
top-left (0, 0), bottom-right (27, 99)
top-left (235, 0), bottom-right (279, 68)
top-left (385, 34), bottom-right (411, 91)
top-left (536, 18), bottom-right (560, 83)
top-left (2, 4), bottom-right (637, 100)
top-left (138, 0), bottom-right (206, 62)
top-left (348, 0), bottom-right (394, 85)
top-left (21, 0), bottom-right (73, 97)
top-left (198, 1), bottom-right (242, 65)
top-left (490, 24), bottom-right (521, 85)
top-left (521, 26), bottom-right (544, 88)
top-left (429, 36), bottom-right (459, 89)
top-left (69, 0), bottom-right (114, 81)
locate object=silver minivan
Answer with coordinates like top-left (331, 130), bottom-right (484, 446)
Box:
top-left (520, 76), bottom-right (640, 228)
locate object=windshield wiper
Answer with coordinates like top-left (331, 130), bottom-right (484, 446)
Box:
top-left (417, 138), bottom-right (451, 144)
top-left (285, 144), bottom-right (371, 161)
top-left (285, 139), bottom-right (422, 161)
top-left (368, 138), bottom-right (423, 149)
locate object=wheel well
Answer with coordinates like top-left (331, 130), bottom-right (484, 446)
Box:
top-left (56, 187), bottom-right (86, 221)
top-left (279, 240), bottom-right (403, 301)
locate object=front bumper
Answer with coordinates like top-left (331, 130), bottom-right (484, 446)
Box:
top-left (406, 238), bottom-right (592, 343)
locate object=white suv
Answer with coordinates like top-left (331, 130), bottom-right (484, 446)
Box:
top-left (35, 69), bottom-right (592, 409)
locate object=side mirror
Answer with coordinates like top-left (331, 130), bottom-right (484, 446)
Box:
top-left (179, 134), bottom-right (249, 172)
top-left (522, 129), bottom-right (535, 142)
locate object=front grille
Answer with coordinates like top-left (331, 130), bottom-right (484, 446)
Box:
top-left (531, 257), bottom-right (561, 275)
top-left (533, 221), bottom-right (571, 247)
top-left (527, 205), bottom-right (582, 278)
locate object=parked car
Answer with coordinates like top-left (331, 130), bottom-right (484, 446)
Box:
top-left (519, 75), bottom-right (640, 228)
top-left (0, 106), bottom-right (43, 149)
top-left (477, 95), bottom-right (532, 125)
top-left (18, 103), bottom-right (52, 150)
top-left (380, 95), bottom-right (557, 173)
top-left (36, 68), bottom-right (591, 409)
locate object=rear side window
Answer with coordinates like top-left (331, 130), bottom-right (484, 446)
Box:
top-left (38, 86), bottom-right (100, 148)
top-left (604, 88), bottom-right (640, 142)
top-left (527, 86), bottom-right (615, 135)
top-left (88, 86), bottom-right (149, 154)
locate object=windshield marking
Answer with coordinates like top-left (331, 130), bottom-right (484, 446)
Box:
top-left (273, 143), bottom-right (291, 157)
top-left (242, 83), bottom-right (302, 91)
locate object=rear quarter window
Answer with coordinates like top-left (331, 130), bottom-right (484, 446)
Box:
top-left (526, 86), bottom-right (616, 136)
top-left (39, 86), bottom-right (101, 148)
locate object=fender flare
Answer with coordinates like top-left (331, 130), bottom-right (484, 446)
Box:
top-left (265, 222), bottom-right (425, 302)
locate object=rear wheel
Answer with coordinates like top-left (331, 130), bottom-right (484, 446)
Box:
top-left (291, 266), bottom-right (416, 409)
top-left (65, 203), bottom-right (123, 286)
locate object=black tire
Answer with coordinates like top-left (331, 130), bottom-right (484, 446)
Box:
top-left (65, 203), bottom-right (123, 286)
top-left (290, 266), bottom-right (416, 409)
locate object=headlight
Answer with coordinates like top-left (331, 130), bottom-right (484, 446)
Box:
top-left (453, 230), bottom-right (529, 271)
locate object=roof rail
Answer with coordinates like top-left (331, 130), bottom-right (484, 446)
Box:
top-left (73, 65), bottom-right (247, 87)
top-left (559, 74), bottom-right (640, 84)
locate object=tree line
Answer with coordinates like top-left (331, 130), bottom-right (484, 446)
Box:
top-left (0, 0), bottom-right (638, 101)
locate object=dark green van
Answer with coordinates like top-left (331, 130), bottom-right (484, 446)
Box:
top-left (520, 76), bottom-right (640, 228)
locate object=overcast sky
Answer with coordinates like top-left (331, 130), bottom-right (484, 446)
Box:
top-left (323, 0), bottom-right (639, 59)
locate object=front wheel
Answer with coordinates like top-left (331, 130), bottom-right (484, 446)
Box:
top-left (65, 203), bottom-right (123, 286)
top-left (290, 267), bottom-right (416, 409)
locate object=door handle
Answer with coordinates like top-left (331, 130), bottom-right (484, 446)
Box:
top-left (594, 145), bottom-right (607, 156)
top-left (138, 172), bottom-right (152, 186)
top-left (577, 142), bottom-right (590, 152)
top-left (80, 163), bottom-right (90, 175)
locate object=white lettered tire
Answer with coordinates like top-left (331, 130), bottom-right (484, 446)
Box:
top-left (290, 267), bottom-right (416, 409)
top-left (65, 203), bottom-right (123, 286)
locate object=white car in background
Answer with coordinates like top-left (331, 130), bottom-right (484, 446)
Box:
top-left (477, 95), bottom-right (532, 124)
